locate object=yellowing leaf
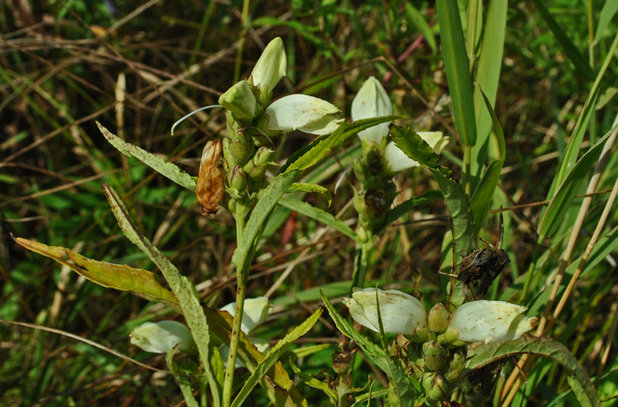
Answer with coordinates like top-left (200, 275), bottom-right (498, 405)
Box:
top-left (15, 237), bottom-right (178, 308)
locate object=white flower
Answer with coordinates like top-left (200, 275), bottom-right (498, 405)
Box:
top-left (220, 296), bottom-right (271, 335)
top-left (342, 288), bottom-right (427, 335)
top-left (250, 37), bottom-right (287, 95)
top-left (351, 76), bottom-right (449, 171)
top-left (130, 320), bottom-right (194, 353)
top-left (448, 300), bottom-right (538, 344)
top-left (351, 76), bottom-right (393, 143)
top-left (265, 94), bottom-right (342, 136)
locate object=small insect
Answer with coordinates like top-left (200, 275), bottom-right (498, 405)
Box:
top-left (457, 214), bottom-right (510, 299)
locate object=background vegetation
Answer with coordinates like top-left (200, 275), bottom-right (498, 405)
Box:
top-left (1, 0), bottom-right (616, 406)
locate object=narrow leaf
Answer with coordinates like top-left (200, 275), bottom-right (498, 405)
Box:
top-left (287, 182), bottom-right (332, 206)
top-left (282, 116), bottom-right (397, 173)
top-left (102, 184), bottom-right (219, 405)
top-left (15, 237), bottom-right (179, 308)
top-left (381, 190), bottom-right (443, 233)
top-left (97, 122), bottom-right (197, 191)
top-left (436, 0), bottom-right (477, 146)
top-left (278, 196), bottom-right (357, 241)
top-left (466, 336), bottom-right (600, 407)
top-left (232, 308), bottom-right (323, 407)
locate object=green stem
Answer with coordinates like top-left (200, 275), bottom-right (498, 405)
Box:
top-left (519, 238), bottom-right (542, 302)
top-left (463, 144), bottom-right (471, 196)
top-left (233, 0), bottom-right (251, 83)
top-left (352, 236), bottom-right (373, 289)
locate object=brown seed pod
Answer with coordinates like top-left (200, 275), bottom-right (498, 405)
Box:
top-left (196, 139), bottom-right (224, 215)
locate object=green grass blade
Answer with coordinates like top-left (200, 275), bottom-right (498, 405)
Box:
top-left (466, 336), bottom-right (600, 407)
top-left (278, 196), bottom-right (358, 241)
top-left (470, 91), bottom-right (506, 233)
top-left (544, 34), bottom-right (618, 202)
top-left (231, 308), bottom-right (323, 407)
top-left (436, 0), bottom-right (477, 147)
top-left (531, 0), bottom-right (594, 80)
top-left (470, 0), bottom-right (507, 189)
top-left (102, 184), bottom-right (220, 406)
top-left (287, 182), bottom-right (332, 206)
top-left (404, 3), bottom-right (437, 53)
top-left (538, 127), bottom-right (615, 237)
top-left (594, 0), bottom-right (618, 43)
top-left (97, 122), bottom-right (197, 191)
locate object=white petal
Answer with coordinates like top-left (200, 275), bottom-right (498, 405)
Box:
top-left (218, 80), bottom-right (258, 120)
top-left (342, 288), bottom-right (426, 335)
top-left (220, 296), bottom-right (271, 334)
top-left (265, 94), bottom-right (341, 135)
top-left (385, 142), bottom-right (420, 172)
top-left (130, 321), bottom-right (194, 353)
top-left (384, 132), bottom-right (449, 172)
top-left (251, 37), bottom-right (287, 93)
top-left (351, 76), bottom-right (392, 143)
top-left (449, 301), bottom-right (537, 344)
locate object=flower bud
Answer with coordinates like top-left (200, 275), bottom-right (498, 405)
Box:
top-left (196, 139), bottom-right (224, 215)
top-left (242, 146), bottom-right (273, 180)
top-left (223, 129), bottom-right (254, 168)
top-left (218, 80), bottom-right (258, 122)
top-left (351, 76), bottom-right (392, 144)
top-left (250, 37), bottom-right (287, 99)
top-left (421, 372), bottom-right (449, 403)
top-left (428, 303), bottom-right (450, 333)
top-left (342, 288), bottom-right (427, 335)
top-left (422, 340), bottom-right (449, 371)
top-left (448, 300), bottom-right (538, 344)
top-left (445, 351), bottom-right (466, 383)
top-left (227, 166), bottom-right (248, 197)
top-left (130, 320), bottom-right (194, 353)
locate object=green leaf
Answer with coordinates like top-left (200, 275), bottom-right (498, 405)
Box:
top-left (97, 122), bottom-right (197, 191)
top-left (102, 184), bottom-right (220, 406)
top-left (282, 116), bottom-right (397, 174)
top-left (232, 308), bottom-right (323, 407)
top-left (466, 336), bottom-right (600, 407)
top-left (287, 182), bottom-right (332, 206)
top-left (391, 126), bottom-right (476, 263)
top-left (278, 196), bottom-right (358, 241)
top-left (538, 128), bottom-right (614, 237)
top-left (381, 190), bottom-right (443, 233)
top-left (404, 4), bottom-right (437, 53)
top-left (595, 0), bottom-right (618, 42)
top-left (470, 0), bottom-right (507, 189)
top-left (14, 237), bottom-right (179, 308)
top-left (321, 292), bottom-right (420, 403)
top-left (470, 91), bottom-right (506, 233)
top-left (232, 171), bottom-right (299, 273)
top-left (289, 358), bottom-right (337, 404)
top-left (436, 0), bottom-right (477, 146)
top-left (531, 0), bottom-right (594, 80)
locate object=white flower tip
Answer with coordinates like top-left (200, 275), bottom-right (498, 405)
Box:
top-left (251, 37), bottom-right (287, 94)
top-left (352, 76), bottom-right (393, 143)
top-left (220, 296), bottom-right (271, 334)
top-left (344, 288), bottom-right (426, 335)
top-left (130, 321), bottom-right (194, 353)
top-left (265, 94), bottom-right (341, 135)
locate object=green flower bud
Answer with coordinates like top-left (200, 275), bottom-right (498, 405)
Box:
top-left (445, 351), bottom-right (466, 383)
top-left (227, 166), bottom-right (248, 193)
top-left (408, 325), bottom-right (430, 343)
top-left (422, 372), bottom-right (449, 404)
top-left (447, 281), bottom-right (467, 311)
top-left (250, 37), bottom-right (286, 99)
top-left (422, 340), bottom-right (449, 371)
top-left (223, 130), bottom-right (255, 169)
top-left (242, 146), bottom-right (273, 180)
top-left (428, 303), bottom-right (450, 334)
top-left (439, 326), bottom-right (464, 346)
top-left (219, 80), bottom-right (258, 122)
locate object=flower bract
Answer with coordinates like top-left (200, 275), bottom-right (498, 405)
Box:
top-left (265, 94), bottom-right (342, 135)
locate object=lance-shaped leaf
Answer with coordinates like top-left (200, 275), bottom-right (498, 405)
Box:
top-left (466, 336), bottom-right (600, 407)
top-left (97, 122), bottom-right (196, 191)
top-left (14, 237), bottom-right (178, 309)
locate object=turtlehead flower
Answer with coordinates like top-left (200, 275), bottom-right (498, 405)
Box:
top-left (220, 296), bottom-right (272, 368)
top-left (351, 76), bottom-right (449, 172)
top-left (448, 300), bottom-right (538, 344)
top-left (217, 37), bottom-right (341, 136)
top-left (130, 320), bottom-right (194, 353)
top-left (342, 287), bottom-right (427, 335)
